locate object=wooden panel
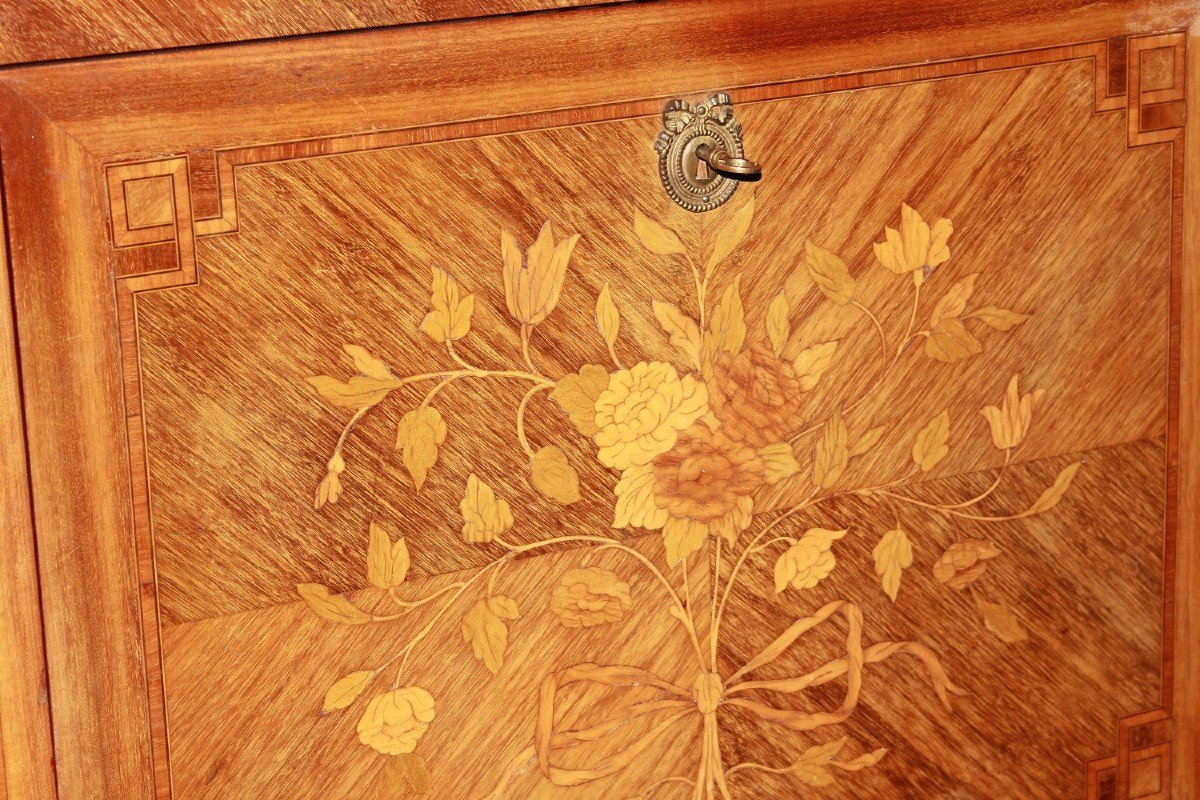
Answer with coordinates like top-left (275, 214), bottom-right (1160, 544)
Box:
top-left (133, 60), bottom-right (1172, 625)
top-left (0, 3), bottom-right (1197, 800)
top-left (162, 536), bottom-right (711, 800)
top-left (122, 52), bottom-right (1182, 798)
top-left (0, 0), bottom-right (636, 66)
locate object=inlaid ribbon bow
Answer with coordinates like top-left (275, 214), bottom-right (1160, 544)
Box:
top-left (489, 601), bottom-right (964, 800)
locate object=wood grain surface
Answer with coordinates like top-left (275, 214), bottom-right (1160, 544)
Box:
top-left (0, 87), bottom-right (155, 800)
top-left (0, 141), bottom-right (58, 800)
top-left (123, 53), bottom-right (1181, 797)
top-left (717, 441), bottom-right (1165, 800)
top-left (0, 2), bottom-right (1196, 799)
top-left (1176, 20), bottom-right (1200, 794)
top-left (133, 59), bottom-right (1171, 625)
top-left (162, 536), bottom-right (712, 800)
top-left (0, 0), bottom-right (632, 66)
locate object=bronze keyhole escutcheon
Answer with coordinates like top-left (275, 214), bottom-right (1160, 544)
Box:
top-left (654, 93), bottom-right (761, 212)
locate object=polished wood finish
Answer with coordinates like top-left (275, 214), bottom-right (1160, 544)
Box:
top-left (0, 84), bottom-right (153, 800)
top-left (0, 141), bottom-right (58, 800)
top-left (1177, 20), bottom-right (1200, 793)
top-left (128, 57), bottom-right (1170, 625)
top-left (0, 0), bottom-right (633, 66)
top-left (1, 2), bottom-right (1197, 799)
top-left (720, 441), bottom-right (1165, 799)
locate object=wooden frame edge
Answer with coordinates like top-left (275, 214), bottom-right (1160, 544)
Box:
top-left (1174, 18), bottom-right (1200, 799)
top-left (0, 0), bottom-right (638, 67)
top-left (0, 87), bottom-right (155, 800)
top-left (0, 127), bottom-right (59, 800)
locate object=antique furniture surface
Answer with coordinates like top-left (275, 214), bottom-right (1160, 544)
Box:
top-left (2, 2), bottom-right (1199, 799)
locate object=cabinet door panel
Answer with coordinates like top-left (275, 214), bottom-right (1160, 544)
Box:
top-left (1, 5), bottom-right (1197, 800)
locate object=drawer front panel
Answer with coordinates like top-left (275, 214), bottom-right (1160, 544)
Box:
top-left (1, 6), bottom-right (1195, 800)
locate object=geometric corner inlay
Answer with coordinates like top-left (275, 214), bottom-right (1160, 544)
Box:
top-left (105, 157), bottom-right (197, 291)
top-left (1087, 708), bottom-right (1174, 800)
top-left (1094, 35), bottom-right (1131, 112)
top-left (1091, 31), bottom-right (1186, 147)
top-left (1126, 32), bottom-right (1185, 146)
top-left (122, 176), bottom-right (175, 230)
top-left (105, 150), bottom-right (240, 292)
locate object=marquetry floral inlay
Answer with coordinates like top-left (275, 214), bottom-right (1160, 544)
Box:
top-left (297, 197), bottom-right (1078, 798)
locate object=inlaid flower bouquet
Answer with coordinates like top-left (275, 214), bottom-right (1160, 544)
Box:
top-left (298, 197), bottom-right (1079, 798)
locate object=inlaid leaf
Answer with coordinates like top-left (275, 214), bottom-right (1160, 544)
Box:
top-left (395, 406), bottom-right (447, 491)
top-left (976, 598), bottom-right (1028, 643)
top-left (804, 241), bottom-right (856, 305)
top-left (595, 283), bottom-right (620, 348)
top-left (530, 446), bottom-right (581, 504)
top-left (783, 737), bottom-right (887, 787)
top-left (501, 222), bottom-right (577, 326)
top-left (929, 272), bottom-right (978, 327)
top-left (1025, 461), bottom-right (1081, 515)
top-left (759, 442), bottom-right (800, 484)
top-left (792, 340), bottom-right (838, 391)
top-left (706, 196), bottom-right (755, 271)
top-left (811, 410), bottom-right (849, 489)
top-left (420, 267), bottom-right (474, 343)
top-left (367, 522), bottom-right (410, 590)
top-left (707, 275), bottom-right (746, 361)
top-left (766, 293), bottom-right (790, 356)
top-left (968, 306), bottom-right (1031, 331)
top-left (924, 318), bottom-right (982, 362)
top-left (323, 670), bottom-right (375, 713)
top-left (633, 210), bottom-right (686, 255)
top-left (297, 583), bottom-right (372, 625)
top-left (774, 529), bottom-right (847, 593)
top-left (872, 529), bottom-right (913, 602)
top-left (652, 301), bottom-right (703, 370)
top-left (342, 344), bottom-right (393, 381)
top-left (549, 364), bottom-right (609, 437)
top-left (912, 410), bottom-right (950, 472)
top-left (307, 374), bottom-right (398, 409)
top-left (501, 229), bottom-right (523, 319)
top-left (612, 464), bottom-right (664, 529)
top-left (663, 518), bottom-right (709, 566)
top-left (850, 425), bottom-right (887, 458)
top-left (461, 596), bottom-right (520, 674)
top-left (459, 474), bottom-right (514, 543)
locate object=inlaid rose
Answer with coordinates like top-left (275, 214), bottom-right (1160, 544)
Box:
top-left (357, 687), bottom-right (436, 756)
top-left (593, 360), bottom-right (708, 470)
top-left (550, 567), bottom-right (632, 628)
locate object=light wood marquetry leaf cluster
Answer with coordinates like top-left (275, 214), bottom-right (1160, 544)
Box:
top-left (296, 196), bottom-right (1081, 798)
